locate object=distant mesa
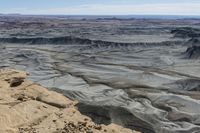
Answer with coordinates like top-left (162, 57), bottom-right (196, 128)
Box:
top-left (171, 27), bottom-right (200, 38)
top-left (188, 38), bottom-right (200, 46)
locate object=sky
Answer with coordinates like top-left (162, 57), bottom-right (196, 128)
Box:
top-left (0, 0), bottom-right (200, 15)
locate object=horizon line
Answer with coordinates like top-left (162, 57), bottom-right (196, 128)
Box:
top-left (1, 13), bottom-right (200, 17)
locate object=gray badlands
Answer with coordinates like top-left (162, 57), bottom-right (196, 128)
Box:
top-left (0, 15), bottom-right (200, 133)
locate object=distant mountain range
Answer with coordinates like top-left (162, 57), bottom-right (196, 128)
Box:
top-left (0, 14), bottom-right (200, 20)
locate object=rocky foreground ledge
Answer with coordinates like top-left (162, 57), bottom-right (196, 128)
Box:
top-left (0, 69), bottom-right (139, 133)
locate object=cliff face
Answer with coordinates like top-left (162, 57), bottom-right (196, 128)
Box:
top-left (184, 46), bottom-right (200, 59)
top-left (0, 69), bottom-right (139, 133)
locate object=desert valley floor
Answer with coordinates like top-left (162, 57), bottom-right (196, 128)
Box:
top-left (0, 15), bottom-right (200, 133)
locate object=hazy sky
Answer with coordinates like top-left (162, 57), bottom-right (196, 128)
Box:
top-left (0, 0), bottom-right (200, 15)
